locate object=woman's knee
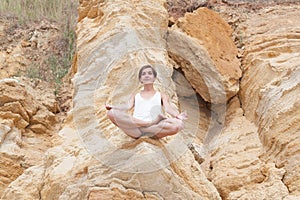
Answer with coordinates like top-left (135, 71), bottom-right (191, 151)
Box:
top-left (171, 119), bottom-right (184, 133)
top-left (107, 110), bottom-right (114, 120)
top-left (177, 119), bottom-right (184, 131)
top-left (166, 124), bottom-right (181, 134)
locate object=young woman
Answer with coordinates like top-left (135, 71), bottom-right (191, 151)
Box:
top-left (106, 65), bottom-right (187, 139)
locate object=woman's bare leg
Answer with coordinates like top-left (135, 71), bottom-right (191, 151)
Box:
top-left (107, 109), bottom-right (142, 138)
top-left (107, 109), bottom-right (182, 139)
top-left (140, 118), bottom-right (184, 139)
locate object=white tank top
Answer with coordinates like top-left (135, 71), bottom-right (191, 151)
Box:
top-left (133, 92), bottom-right (162, 122)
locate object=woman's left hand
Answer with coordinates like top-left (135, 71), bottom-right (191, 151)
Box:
top-left (176, 111), bottom-right (188, 120)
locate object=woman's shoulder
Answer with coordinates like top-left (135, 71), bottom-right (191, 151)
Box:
top-left (131, 91), bottom-right (141, 98)
top-left (159, 91), bottom-right (166, 97)
top-left (159, 92), bottom-right (171, 102)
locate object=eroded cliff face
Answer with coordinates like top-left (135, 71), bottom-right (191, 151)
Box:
top-left (1, 1), bottom-right (299, 200)
top-left (0, 78), bottom-right (59, 197)
top-left (239, 5), bottom-right (300, 198)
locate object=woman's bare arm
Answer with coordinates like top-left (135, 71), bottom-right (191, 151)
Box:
top-left (161, 93), bottom-right (179, 117)
top-left (161, 93), bottom-right (187, 120)
top-left (105, 94), bottom-right (135, 111)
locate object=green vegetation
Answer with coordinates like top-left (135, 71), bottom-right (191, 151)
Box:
top-left (0, 0), bottom-right (78, 94)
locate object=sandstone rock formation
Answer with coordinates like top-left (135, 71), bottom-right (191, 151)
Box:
top-left (168, 7), bottom-right (241, 104)
top-left (0, 77), bottom-right (59, 197)
top-left (1, 1), bottom-right (300, 200)
top-left (239, 5), bottom-right (300, 198)
top-left (201, 3), bottom-right (300, 200)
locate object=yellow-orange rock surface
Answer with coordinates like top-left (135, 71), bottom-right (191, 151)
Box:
top-left (239, 5), bottom-right (300, 197)
top-left (1, 1), bottom-right (299, 200)
top-left (0, 78), bottom-right (59, 197)
top-left (169, 8), bottom-right (242, 103)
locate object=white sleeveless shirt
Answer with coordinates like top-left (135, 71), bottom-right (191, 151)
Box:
top-left (133, 92), bottom-right (162, 122)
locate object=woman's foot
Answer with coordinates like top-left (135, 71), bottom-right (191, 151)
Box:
top-left (153, 114), bottom-right (167, 125)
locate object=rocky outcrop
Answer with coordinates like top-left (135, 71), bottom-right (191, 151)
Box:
top-left (1, 1), bottom-right (300, 200)
top-left (168, 7), bottom-right (241, 104)
top-left (0, 78), bottom-right (59, 196)
top-left (239, 5), bottom-right (300, 197)
top-left (200, 97), bottom-right (265, 199)
top-left (69, 0), bottom-right (231, 199)
top-left (2, 0), bottom-right (242, 199)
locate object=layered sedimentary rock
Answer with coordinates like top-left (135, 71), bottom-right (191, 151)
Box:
top-left (0, 78), bottom-right (58, 197)
top-left (1, 1), bottom-right (300, 200)
top-left (239, 5), bottom-right (300, 197)
top-left (168, 7), bottom-right (241, 104)
top-left (199, 3), bottom-right (300, 200)
top-left (2, 0), bottom-right (241, 199)
top-left (200, 97), bottom-right (265, 199)
top-left (201, 95), bottom-right (292, 199)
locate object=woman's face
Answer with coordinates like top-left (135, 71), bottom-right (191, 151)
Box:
top-left (140, 67), bottom-right (156, 84)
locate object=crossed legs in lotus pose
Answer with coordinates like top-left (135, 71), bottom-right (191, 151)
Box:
top-left (107, 109), bottom-right (184, 139)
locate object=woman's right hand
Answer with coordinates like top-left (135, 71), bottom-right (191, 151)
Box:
top-left (105, 104), bottom-right (112, 110)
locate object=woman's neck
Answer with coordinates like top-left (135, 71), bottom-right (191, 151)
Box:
top-left (143, 84), bottom-right (154, 92)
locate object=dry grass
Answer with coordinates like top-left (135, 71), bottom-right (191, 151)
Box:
top-left (0, 0), bottom-right (78, 24)
top-left (0, 0), bottom-right (78, 94)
